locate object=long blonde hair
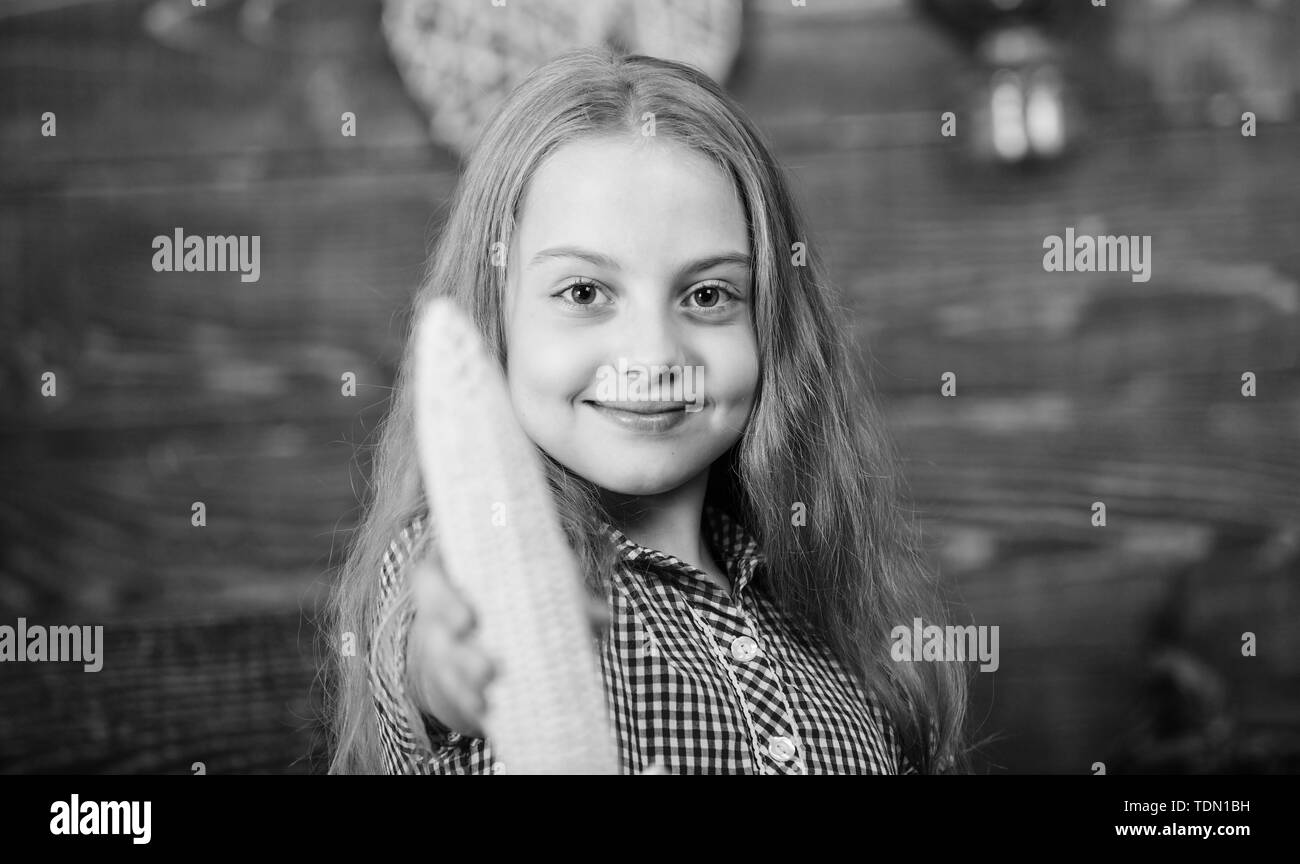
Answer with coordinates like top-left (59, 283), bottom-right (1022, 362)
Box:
top-left (324, 46), bottom-right (969, 774)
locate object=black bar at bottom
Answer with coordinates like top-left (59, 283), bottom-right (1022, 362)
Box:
top-left (0, 774), bottom-right (1282, 851)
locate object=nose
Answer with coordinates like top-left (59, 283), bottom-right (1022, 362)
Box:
top-left (615, 304), bottom-right (688, 388)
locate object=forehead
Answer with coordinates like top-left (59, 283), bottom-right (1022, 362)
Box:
top-left (514, 136), bottom-right (750, 260)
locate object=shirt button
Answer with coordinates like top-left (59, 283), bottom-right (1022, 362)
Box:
top-left (768, 736), bottom-right (797, 762)
top-left (491, 761), bottom-right (507, 774)
top-left (730, 635), bottom-right (759, 662)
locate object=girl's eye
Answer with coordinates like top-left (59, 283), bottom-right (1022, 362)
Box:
top-left (685, 282), bottom-right (735, 311)
top-left (554, 279), bottom-right (609, 308)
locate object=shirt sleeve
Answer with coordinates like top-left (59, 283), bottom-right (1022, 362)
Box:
top-left (368, 510), bottom-right (500, 775)
top-left (369, 511), bottom-right (455, 773)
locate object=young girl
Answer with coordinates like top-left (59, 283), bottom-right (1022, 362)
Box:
top-left (327, 47), bottom-right (969, 775)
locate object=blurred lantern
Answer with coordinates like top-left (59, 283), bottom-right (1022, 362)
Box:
top-left (915, 0), bottom-right (1077, 165)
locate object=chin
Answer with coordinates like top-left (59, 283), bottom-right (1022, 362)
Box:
top-left (576, 462), bottom-right (702, 499)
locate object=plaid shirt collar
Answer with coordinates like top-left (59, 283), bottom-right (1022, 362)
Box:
top-left (599, 504), bottom-right (767, 600)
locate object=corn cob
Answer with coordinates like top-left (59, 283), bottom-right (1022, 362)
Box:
top-left (411, 296), bottom-right (619, 774)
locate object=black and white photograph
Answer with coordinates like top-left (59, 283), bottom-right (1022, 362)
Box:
top-left (1, 0), bottom-right (1297, 839)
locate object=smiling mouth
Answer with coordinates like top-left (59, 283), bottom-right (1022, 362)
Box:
top-left (583, 400), bottom-right (696, 433)
top-left (586, 400), bottom-right (689, 415)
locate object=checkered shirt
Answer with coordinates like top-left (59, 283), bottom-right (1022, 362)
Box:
top-left (369, 504), bottom-right (919, 774)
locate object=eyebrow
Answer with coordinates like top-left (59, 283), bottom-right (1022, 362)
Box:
top-left (528, 246), bottom-right (752, 281)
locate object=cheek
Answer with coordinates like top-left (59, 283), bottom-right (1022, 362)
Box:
top-left (702, 332), bottom-right (760, 411)
top-left (505, 323), bottom-right (587, 418)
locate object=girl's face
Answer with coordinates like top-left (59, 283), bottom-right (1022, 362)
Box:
top-left (504, 135), bottom-right (759, 498)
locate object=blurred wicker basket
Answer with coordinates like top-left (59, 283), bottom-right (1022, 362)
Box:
top-left (382, 0), bottom-right (744, 156)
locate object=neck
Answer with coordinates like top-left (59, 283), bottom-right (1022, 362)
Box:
top-left (600, 471), bottom-right (727, 591)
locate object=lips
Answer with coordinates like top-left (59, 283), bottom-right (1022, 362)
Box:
top-left (589, 401), bottom-right (688, 415)
top-left (583, 400), bottom-right (694, 433)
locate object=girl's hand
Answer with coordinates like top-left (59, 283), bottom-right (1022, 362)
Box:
top-left (406, 551), bottom-right (495, 739)
top-left (405, 548), bottom-right (612, 741)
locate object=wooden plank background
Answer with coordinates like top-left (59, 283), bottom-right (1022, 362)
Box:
top-left (1, 0), bottom-right (1297, 773)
